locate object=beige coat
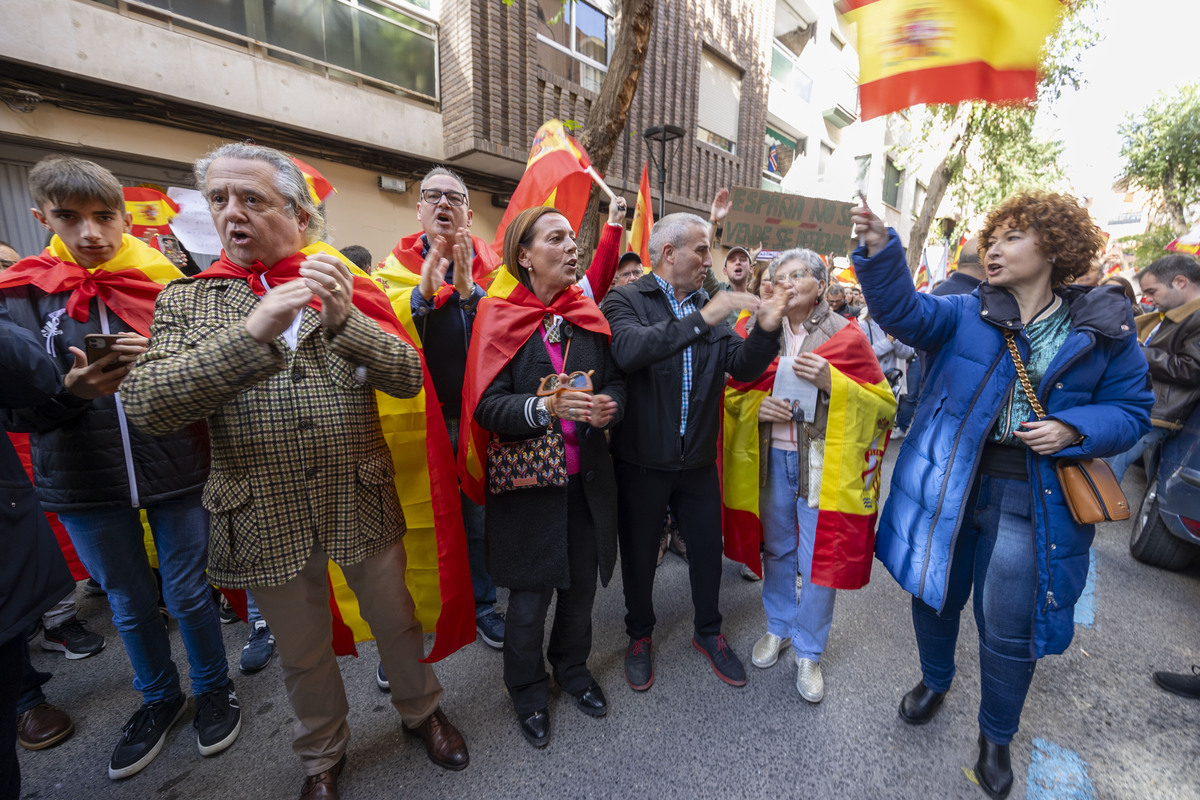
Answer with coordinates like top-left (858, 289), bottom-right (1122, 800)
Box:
top-left (121, 276), bottom-right (423, 588)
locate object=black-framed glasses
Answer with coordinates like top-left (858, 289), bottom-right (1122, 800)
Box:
top-left (420, 189), bottom-right (467, 207)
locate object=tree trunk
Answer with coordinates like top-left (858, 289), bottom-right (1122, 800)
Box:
top-left (906, 104), bottom-right (974, 275)
top-left (574, 0), bottom-right (656, 270)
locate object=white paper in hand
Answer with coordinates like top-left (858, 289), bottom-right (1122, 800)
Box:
top-left (772, 356), bottom-right (818, 424)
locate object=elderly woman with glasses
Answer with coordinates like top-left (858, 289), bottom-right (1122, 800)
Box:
top-left (459, 206), bottom-right (624, 749)
top-left (726, 249), bottom-right (896, 703)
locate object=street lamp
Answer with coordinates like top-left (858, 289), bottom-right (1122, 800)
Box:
top-left (643, 124), bottom-right (686, 220)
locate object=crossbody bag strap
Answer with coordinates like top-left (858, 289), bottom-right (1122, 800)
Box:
top-left (1003, 330), bottom-right (1047, 420)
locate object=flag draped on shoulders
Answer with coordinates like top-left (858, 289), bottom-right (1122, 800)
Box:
top-left (722, 324), bottom-right (895, 588)
top-left (374, 232), bottom-right (502, 311)
top-left (490, 120), bottom-right (596, 260)
top-left (838, 0), bottom-right (1066, 120)
top-left (199, 242), bottom-right (474, 662)
top-left (458, 281), bottom-right (610, 506)
top-left (0, 234), bottom-right (183, 336)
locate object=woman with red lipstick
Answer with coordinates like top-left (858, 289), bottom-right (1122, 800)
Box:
top-left (852, 192), bottom-right (1153, 799)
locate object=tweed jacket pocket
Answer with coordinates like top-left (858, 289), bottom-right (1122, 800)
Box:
top-left (202, 473), bottom-right (262, 571)
top-left (325, 348), bottom-right (369, 392)
top-left (354, 453), bottom-right (404, 540)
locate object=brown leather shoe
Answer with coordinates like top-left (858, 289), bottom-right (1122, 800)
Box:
top-left (299, 753), bottom-right (345, 800)
top-left (17, 703), bottom-right (74, 750)
top-left (403, 707), bottom-right (469, 771)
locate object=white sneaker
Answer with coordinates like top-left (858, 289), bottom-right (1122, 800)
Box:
top-left (796, 657), bottom-right (824, 703)
top-left (751, 633), bottom-right (790, 668)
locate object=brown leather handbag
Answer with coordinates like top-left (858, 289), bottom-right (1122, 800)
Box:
top-left (1003, 331), bottom-right (1131, 525)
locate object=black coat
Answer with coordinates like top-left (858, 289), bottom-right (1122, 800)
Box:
top-left (0, 286), bottom-right (209, 512)
top-left (0, 306), bottom-right (75, 645)
top-left (601, 273), bottom-right (780, 470)
top-left (474, 324), bottom-right (624, 591)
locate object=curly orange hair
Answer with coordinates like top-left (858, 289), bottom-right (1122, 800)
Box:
top-left (978, 192), bottom-right (1105, 287)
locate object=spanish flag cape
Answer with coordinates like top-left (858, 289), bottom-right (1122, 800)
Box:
top-left (374, 232), bottom-right (502, 306)
top-left (0, 234), bottom-right (183, 336)
top-left (198, 242), bottom-right (474, 662)
top-left (457, 278), bottom-right (610, 505)
top-left (722, 324), bottom-right (895, 589)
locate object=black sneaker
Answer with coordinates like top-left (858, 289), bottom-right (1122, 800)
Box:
top-left (624, 637), bottom-right (654, 691)
top-left (108, 695), bottom-right (186, 780)
top-left (476, 610), bottom-right (505, 649)
top-left (194, 680), bottom-right (241, 756)
top-left (376, 663), bottom-right (390, 692)
top-left (42, 617), bottom-right (106, 659)
top-left (692, 633), bottom-right (747, 687)
top-left (216, 594), bottom-right (239, 625)
top-left (83, 578), bottom-right (106, 595)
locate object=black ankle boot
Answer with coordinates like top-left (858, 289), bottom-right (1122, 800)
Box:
top-left (898, 681), bottom-right (946, 725)
top-left (975, 733), bottom-right (1012, 799)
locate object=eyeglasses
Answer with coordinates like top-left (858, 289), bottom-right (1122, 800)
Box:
top-left (537, 370), bottom-right (594, 396)
top-left (420, 189), bottom-right (467, 207)
top-left (775, 269), bottom-right (816, 284)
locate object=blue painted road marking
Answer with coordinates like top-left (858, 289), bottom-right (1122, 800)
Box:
top-left (1027, 738), bottom-right (1095, 800)
top-left (1074, 549), bottom-right (1096, 628)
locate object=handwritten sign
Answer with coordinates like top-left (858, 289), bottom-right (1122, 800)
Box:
top-left (723, 187), bottom-right (856, 255)
top-left (166, 187), bottom-right (222, 256)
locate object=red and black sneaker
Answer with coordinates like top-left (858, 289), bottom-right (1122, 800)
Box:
top-left (624, 637), bottom-right (654, 691)
top-left (692, 633), bottom-right (747, 687)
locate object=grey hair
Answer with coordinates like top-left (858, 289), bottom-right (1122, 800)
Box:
top-left (421, 166), bottom-right (469, 206)
top-left (194, 143), bottom-right (326, 244)
top-left (649, 212), bottom-right (708, 269)
top-left (767, 248), bottom-right (827, 285)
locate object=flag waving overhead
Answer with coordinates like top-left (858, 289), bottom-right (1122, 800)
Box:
top-left (915, 250), bottom-right (931, 292)
top-left (629, 162), bottom-right (654, 268)
top-left (291, 156), bottom-right (337, 204)
top-left (490, 120), bottom-right (596, 259)
top-left (124, 187), bottom-right (180, 239)
top-left (838, 0), bottom-right (1066, 120)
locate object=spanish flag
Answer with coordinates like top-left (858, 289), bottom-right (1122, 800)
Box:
top-left (837, 262), bottom-right (858, 285)
top-left (490, 120), bottom-right (596, 260)
top-left (292, 156), bottom-right (337, 204)
top-left (915, 254), bottom-right (931, 293)
top-left (124, 187), bottom-right (180, 239)
top-left (948, 234), bottom-right (967, 272)
top-left (838, 0), bottom-right (1066, 121)
top-left (628, 162), bottom-right (654, 268)
top-left (722, 325), bottom-right (895, 587)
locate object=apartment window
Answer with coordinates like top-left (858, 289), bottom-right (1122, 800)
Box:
top-left (537, 0), bottom-right (614, 93)
top-left (817, 142), bottom-right (834, 179)
top-left (770, 43), bottom-right (812, 103)
top-left (697, 49), bottom-right (742, 154)
top-left (912, 181), bottom-right (927, 218)
top-left (883, 156), bottom-right (903, 208)
top-left (123, 0), bottom-right (438, 100)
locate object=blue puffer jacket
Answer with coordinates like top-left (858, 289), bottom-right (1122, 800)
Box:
top-left (855, 231), bottom-right (1153, 657)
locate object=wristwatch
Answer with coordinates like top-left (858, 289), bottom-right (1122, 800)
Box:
top-left (534, 397), bottom-right (552, 426)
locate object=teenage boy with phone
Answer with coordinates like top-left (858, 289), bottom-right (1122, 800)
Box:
top-left (0, 155), bottom-right (239, 781)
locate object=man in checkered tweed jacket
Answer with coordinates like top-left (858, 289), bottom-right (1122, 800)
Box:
top-left (121, 143), bottom-right (469, 799)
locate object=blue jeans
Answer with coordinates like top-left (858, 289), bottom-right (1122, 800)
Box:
top-left (1107, 428), bottom-right (1169, 482)
top-left (445, 415), bottom-right (496, 616)
top-left (246, 591), bottom-right (263, 626)
top-left (911, 475), bottom-right (1038, 745)
top-left (761, 448), bottom-right (837, 662)
top-left (56, 493), bottom-right (228, 704)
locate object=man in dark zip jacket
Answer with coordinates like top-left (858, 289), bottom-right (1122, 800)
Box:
top-left (602, 212), bottom-right (787, 692)
top-left (0, 156), bottom-right (236, 782)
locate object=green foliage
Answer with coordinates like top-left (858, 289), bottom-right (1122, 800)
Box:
top-left (1117, 82), bottom-right (1200, 230)
top-left (1119, 224), bottom-right (1179, 269)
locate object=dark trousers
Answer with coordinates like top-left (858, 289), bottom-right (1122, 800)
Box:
top-left (18, 635), bottom-right (50, 714)
top-left (1, 635), bottom-right (24, 800)
top-left (445, 416), bottom-right (497, 615)
top-left (503, 477), bottom-right (599, 714)
top-left (615, 460), bottom-right (724, 640)
top-left (911, 475), bottom-right (1039, 745)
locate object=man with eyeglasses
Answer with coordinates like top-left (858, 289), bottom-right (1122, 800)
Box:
top-left (374, 167), bottom-right (507, 659)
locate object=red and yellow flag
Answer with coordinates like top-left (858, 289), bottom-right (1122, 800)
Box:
top-left (292, 156), bottom-right (337, 205)
top-left (838, 0), bottom-right (1066, 120)
top-left (722, 325), bottom-right (895, 587)
top-left (490, 120), bottom-right (596, 260)
top-left (948, 235), bottom-right (967, 272)
top-left (628, 161), bottom-right (654, 268)
top-left (124, 187), bottom-right (180, 239)
top-left (837, 262), bottom-right (858, 285)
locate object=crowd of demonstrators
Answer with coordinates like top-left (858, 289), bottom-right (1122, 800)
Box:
top-left (854, 192), bottom-right (1153, 800)
top-left (463, 206), bottom-right (624, 748)
top-left (0, 143), bottom-right (1191, 800)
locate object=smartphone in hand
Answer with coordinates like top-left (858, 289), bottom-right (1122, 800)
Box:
top-left (84, 334), bottom-right (124, 372)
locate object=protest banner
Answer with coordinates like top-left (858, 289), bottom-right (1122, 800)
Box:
top-left (723, 187), bottom-right (857, 256)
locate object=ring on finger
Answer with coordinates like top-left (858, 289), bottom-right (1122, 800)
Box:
top-left (329, 282), bottom-right (343, 295)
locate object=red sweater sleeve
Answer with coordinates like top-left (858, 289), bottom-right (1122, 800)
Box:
top-left (583, 223), bottom-right (622, 304)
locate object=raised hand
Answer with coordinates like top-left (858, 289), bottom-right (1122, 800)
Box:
top-left (710, 188), bottom-right (732, 225)
top-left (452, 228), bottom-right (475, 299)
top-left (300, 252), bottom-right (355, 335)
top-left (699, 291), bottom-right (760, 328)
top-left (244, 278), bottom-right (313, 344)
top-left (418, 234), bottom-right (451, 301)
top-left (607, 196), bottom-right (628, 226)
top-left (851, 203), bottom-right (888, 257)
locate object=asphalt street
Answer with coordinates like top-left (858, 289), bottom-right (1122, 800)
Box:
top-left (15, 448), bottom-right (1200, 800)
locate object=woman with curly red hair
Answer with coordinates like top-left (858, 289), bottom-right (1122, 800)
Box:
top-left (851, 192), bottom-right (1154, 799)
